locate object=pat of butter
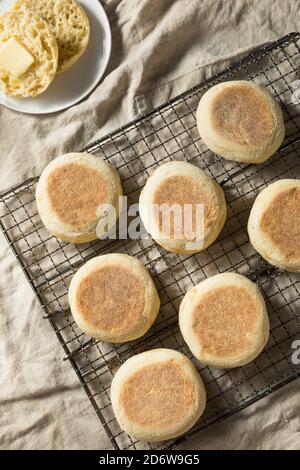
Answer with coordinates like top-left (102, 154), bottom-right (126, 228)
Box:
top-left (0, 37), bottom-right (34, 78)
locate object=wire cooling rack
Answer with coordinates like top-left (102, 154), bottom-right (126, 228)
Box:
top-left (1, 32), bottom-right (300, 450)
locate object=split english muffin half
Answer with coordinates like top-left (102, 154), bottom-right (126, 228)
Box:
top-left (13, 0), bottom-right (90, 73)
top-left (0, 10), bottom-right (58, 97)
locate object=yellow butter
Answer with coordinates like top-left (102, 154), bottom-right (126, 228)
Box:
top-left (0, 37), bottom-right (34, 78)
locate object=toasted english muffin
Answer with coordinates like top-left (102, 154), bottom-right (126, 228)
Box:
top-left (179, 273), bottom-right (269, 368)
top-left (36, 152), bottom-right (122, 244)
top-left (139, 161), bottom-right (227, 254)
top-left (248, 179), bottom-right (300, 272)
top-left (111, 349), bottom-right (206, 442)
top-left (197, 80), bottom-right (285, 163)
top-left (69, 254), bottom-right (160, 343)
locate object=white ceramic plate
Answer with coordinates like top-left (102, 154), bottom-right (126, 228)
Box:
top-left (0, 0), bottom-right (112, 114)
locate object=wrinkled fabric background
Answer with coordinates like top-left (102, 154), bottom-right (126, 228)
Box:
top-left (0, 0), bottom-right (300, 450)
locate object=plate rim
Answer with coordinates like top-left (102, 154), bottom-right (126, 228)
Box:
top-left (0, 0), bottom-right (112, 115)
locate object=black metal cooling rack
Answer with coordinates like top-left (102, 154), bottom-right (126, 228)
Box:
top-left (1, 32), bottom-right (300, 450)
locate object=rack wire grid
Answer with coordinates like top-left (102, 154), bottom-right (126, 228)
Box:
top-left (1, 32), bottom-right (300, 450)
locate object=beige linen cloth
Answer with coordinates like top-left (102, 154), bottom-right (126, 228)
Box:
top-left (0, 0), bottom-right (300, 450)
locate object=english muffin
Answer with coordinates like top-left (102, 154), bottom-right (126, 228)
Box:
top-left (36, 152), bottom-right (122, 244)
top-left (69, 254), bottom-right (160, 343)
top-left (248, 179), bottom-right (300, 272)
top-left (0, 10), bottom-right (58, 97)
top-left (179, 273), bottom-right (269, 368)
top-left (196, 80), bottom-right (285, 163)
top-left (111, 349), bottom-right (206, 442)
top-left (139, 161), bottom-right (227, 254)
top-left (13, 0), bottom-right (90, 73)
